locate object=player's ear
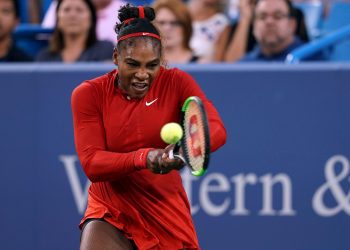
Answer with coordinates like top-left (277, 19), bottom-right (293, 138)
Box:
top-left (113, 48), bottom-right (118, 66)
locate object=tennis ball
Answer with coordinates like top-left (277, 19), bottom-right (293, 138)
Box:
top-left (160, 122), bottom-right (183, 144)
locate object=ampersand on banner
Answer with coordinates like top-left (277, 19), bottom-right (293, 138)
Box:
top-left (312, 155), bottom-right (350, 216)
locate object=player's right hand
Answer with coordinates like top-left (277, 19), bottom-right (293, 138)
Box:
top-left (146, 148), bottom-right (183, 175)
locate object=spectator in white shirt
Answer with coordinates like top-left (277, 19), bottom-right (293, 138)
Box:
top-left (187, 0), bottom-right (229, 62)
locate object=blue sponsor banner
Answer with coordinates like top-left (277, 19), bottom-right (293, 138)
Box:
top-left (0, 63), bottom-right (349, 250)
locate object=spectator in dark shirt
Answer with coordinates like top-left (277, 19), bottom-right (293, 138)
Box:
top-left (240, 0), bottom-right (323, 62)
top-left (36, 0), bottom-right (113, 63)
top-left (0, 0), bottom-right (32, 62)
top-left (215, 0), bottom-right (310, 62)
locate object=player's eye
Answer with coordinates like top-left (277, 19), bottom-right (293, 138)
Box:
top-left (148, 63), bottom-right (158, 68)
top-left (126, 62), bottom-right (138, 67)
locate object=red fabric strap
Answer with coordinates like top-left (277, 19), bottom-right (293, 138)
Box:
top-left (123, 18), bottom-right (135, 25)
top-left (138, 6), bottom-right (145, 18)
top-left (117, 32), bottom-right (161, 42)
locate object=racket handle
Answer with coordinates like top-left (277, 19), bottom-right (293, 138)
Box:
top-left (169, 149), bottom-right (174, 159)
top-left (169, 143), bottom-right (180, 160)
top-left (169, 148), bottom-right (186, 164)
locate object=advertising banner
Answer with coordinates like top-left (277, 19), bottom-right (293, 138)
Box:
top-left (0, 64), bottom-right (349, 250)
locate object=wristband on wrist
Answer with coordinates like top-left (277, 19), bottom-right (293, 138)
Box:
top-left (134, 148), bottom-right (154, 170)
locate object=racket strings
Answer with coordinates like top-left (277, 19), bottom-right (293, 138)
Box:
top-left (183, 102), bottom-right (207, 171)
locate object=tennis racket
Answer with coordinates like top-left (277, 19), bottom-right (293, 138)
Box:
top-left (169, 96), bottom-right (210, 176)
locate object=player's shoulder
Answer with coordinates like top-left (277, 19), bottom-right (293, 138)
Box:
top-left (72, 69), bottom-right (116, 96)
top-left (159, 66), bottom-right (192, 82)
top-left (161, 66), bottom-right (184, 75)
top-left (85, 69), bottom-right (116, 88)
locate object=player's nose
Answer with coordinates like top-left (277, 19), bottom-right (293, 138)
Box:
top-left (135, 69), bottom-right (149, 81)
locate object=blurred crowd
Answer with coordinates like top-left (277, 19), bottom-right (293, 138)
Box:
top-left (0, 0), bottom-right (349, 63)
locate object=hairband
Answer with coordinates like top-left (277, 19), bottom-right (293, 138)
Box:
top-left (118, 7), bottom-right (160, 43)
top-left (117, 32), bottom-right (161, 43)
top-left (123, 18), bottom-right (135, 25)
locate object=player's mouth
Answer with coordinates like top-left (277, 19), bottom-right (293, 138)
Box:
top-left (131, 82), bottom-right (149, 92)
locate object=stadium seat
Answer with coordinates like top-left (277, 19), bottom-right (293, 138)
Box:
top-left (294, 2), bottom-right (324, 39)
top-left (42, 0), bottom-right (52, 15)
top-left (323, 2), bottom-right (350, 31)
top-left (295, 2), bottom-right (324, 40)
top-left (19, 0), bottom-right (29, 23)
top-left (13, 24), bottom-right (53, 58)
top-left (286, 24), bottom-right (350, 63)
top-left (128, 0), bottom-right (154, 6)
top-left (321, 2), bottom-right (350, 61)
top-left (19, 0), bottom-right (53, 23)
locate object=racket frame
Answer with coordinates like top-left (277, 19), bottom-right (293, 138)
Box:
top-left (178, 96), bottom-right (210, 176)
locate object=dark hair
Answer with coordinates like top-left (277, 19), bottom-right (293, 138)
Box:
top-left (292, 7), bottom-right (309, 42)
top-left (115, 4), bottom-right (161, 53)
top-left (153, 0), bottom-right (193, 51)
top-left (255, 0), bottom-right (294, 17)
top-left (9, 0), bottom-right (19, 18)
top-left (283, 0), bottom-right (294, 17)
top-left (49, 0), bottom-right (97, 53)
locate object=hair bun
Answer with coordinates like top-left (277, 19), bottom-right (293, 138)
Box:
top-left (118, 4), bottom-right (156, 23)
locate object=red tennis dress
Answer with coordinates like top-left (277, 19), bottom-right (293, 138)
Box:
top-left (71, 67), bottom-right (227, 250)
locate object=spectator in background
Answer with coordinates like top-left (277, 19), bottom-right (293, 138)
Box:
top-left (153, 0), bottom-right (201, 64)
top-left (214, 0), bottom-right (256, 62)
top-left (239, 0), bottom-right (322, 62)
top-left (42, 0), bottom-right (125, 44)
top-left (187, 0), bottom-right (229, 62)
top-left (0, 0), bottom-right (32, 62)
top-left (215, 0), bottom-right (310, 62)
top-left (36, 0), bottom-right (113, 62)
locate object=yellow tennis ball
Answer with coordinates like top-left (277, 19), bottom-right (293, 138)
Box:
top-left (160, 122), bottom-right (183, 144)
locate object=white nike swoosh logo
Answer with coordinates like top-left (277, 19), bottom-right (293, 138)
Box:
top-left (146, 98), bottom-right (158, 106)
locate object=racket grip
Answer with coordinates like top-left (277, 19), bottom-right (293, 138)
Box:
top-left (169, 149), bottom-right (174, 159)
top-left (169, 142), bottom-right (180, 160)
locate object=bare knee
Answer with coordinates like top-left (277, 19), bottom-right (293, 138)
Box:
top-left (80, 220), bottom-right (134, 250)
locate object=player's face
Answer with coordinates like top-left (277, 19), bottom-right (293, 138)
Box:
top-left (57, 0), bottom-right (92, 37)
top-left (253, 0), bottom-right (296, 52)
top-left (0, 0), bottom-right (18, 41)
top-left (114, 38), bottom-right (161, 99)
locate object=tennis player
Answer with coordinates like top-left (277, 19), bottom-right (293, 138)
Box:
top-left (71, 4), bottom-right (227, 250)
